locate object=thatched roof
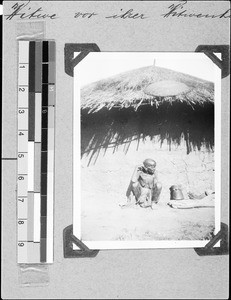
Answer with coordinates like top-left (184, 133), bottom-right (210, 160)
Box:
top-left (81, 65), bottom-right (214, 113)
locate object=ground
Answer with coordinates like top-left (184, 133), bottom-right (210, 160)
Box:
top-left (80, 135), bottom-right (215, 242)
top-left (81, 194), bottom-right (214, 241)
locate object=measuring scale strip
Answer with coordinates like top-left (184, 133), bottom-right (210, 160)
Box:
top-left (17, 40), bottom-right (55, 263)
top-left (18, 41), bottom-right (29, 262)
top-left (47, 41), bottom-right (55, 262)
top-left (40, 40), bottom-right (55, 263)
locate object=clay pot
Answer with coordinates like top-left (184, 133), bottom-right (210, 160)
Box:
top-left (169, 185), bottom-right (184, 200)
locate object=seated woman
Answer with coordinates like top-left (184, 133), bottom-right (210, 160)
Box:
top-left (126, 158), bottom-right (162, 208)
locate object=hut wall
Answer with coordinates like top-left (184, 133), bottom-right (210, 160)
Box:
top-left (81, 105), bottom-right (215, 206)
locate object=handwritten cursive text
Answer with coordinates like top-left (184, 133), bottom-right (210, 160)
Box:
top-left (162, 1), bottom-right (230, 19)
top-left (5, 1), bottom-right (58, 20)
top-left (106, 9), bottom-right (147, 20)
top-left (74, 12), bottom-right (98, 19)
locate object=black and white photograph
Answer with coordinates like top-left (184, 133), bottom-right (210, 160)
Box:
top-left (73, 52), bottom-right (221, 249)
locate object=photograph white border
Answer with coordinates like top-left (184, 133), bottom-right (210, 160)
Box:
top-left (73, 52), bottom-right (221, 250)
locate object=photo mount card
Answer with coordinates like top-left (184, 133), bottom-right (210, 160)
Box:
top-left (73, 52), bottom-right (221, 250)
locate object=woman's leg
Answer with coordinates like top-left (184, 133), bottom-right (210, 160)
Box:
top-left (152, 182), bottom-right (162, 203)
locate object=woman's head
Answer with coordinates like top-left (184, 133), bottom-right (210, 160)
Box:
top-left (143, 158), bottom-right (156, 174)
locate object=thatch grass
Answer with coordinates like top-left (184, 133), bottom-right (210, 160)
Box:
top-left (81, 102), bottom-right (214, 165)
top-left (81, 65), bottom-right (214, 113)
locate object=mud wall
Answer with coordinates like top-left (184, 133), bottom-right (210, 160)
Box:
top-left (81, 103), bottom-right (215, 203)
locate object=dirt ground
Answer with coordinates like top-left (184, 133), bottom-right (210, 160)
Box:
top-left (81, 193), bottom-right (215, 241)
top-left (80, 135), bottom-right (215, 242)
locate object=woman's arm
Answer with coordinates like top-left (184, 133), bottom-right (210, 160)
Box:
top-left (153, 171), bottom-right (158, 186)
top-left (131, 165), bottom-right (142, 183)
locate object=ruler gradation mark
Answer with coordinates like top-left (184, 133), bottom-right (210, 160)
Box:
top-left (17, 40), bottom-right (55, 264)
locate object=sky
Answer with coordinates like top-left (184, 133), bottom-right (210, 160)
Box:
top-left (74, 52), bottom-right (220, 88)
